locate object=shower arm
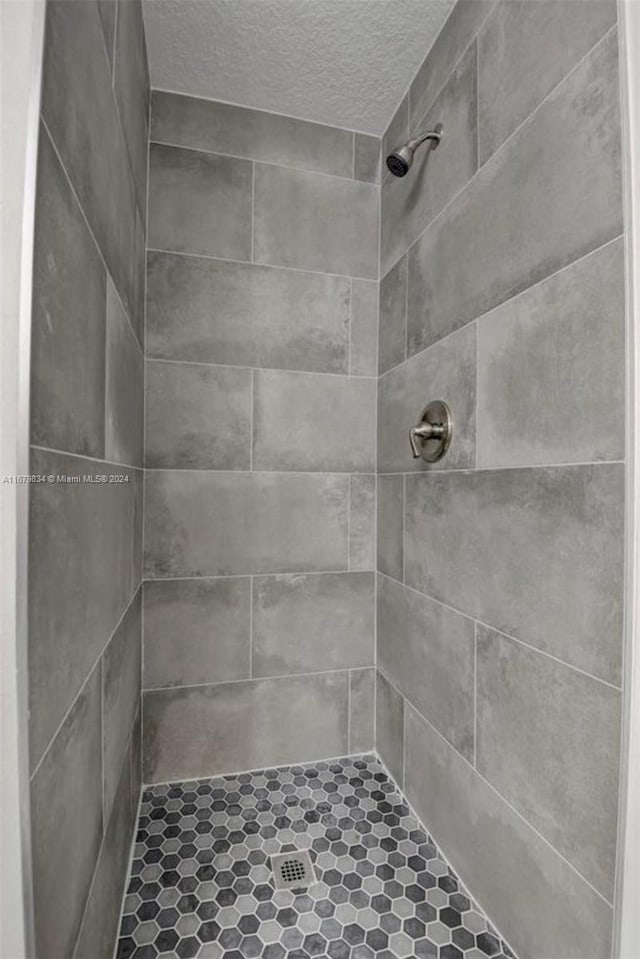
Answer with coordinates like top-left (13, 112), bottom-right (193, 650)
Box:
top-left (408, 126), bottom-right (443, 152)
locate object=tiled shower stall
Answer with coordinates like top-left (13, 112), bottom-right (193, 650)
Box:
top-left (26, 2), bottom-right (626, 958)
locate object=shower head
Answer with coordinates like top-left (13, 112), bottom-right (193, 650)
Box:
top-left (386, 123), bottom-right (443, 177)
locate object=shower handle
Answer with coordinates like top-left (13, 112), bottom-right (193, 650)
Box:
top-left (409, 401), bottom-right (453, 463)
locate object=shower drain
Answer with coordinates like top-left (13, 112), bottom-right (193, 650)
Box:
top-left (270, 850), bottom-right (316, 891)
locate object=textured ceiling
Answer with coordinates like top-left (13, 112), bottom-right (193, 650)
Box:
top-left (142, 0), bottom-right (454, 135)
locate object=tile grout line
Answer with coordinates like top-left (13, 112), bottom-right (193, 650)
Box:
top-left (381, 22), bottom-right (619, 281)
top-left (152, 84), bottom-right (383, 138)
top-left (29, 585), bottom-right (141, 783)
top-left (379, 232), bottom-right (624, 378)
top-left (144, 665), bottom-right (372, 696)
top-left (381, 674), bottom-right (616, 911)
top-left (144, 355), bottom-right (377, 382)
top-left (150, 136), bottom-right (379, 187)
top-left (146, 244), bottom-right (377, 284)
top-left (377, 570), bottom-right (623, 693)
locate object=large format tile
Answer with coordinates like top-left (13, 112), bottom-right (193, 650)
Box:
top-left (375, 671), bottom-right (404, 787)
top-left (354, 133), bottom-right (380, 183)
top-left (254, 163), bottom-right (378, 278)
top-left (31, 667), bottom-right (103, 959)
top-left (145, 360), bottom-right (252, 469)
top-left (253, 370), bottom-right (375, 472)
top-left (144, 471), bottom-right (349, 577)
top-left (477, 238), bottom-right (625, 467)
top-left (349, 668), bottom-right (375, 752)
top-left (476, 625), bottom-right (620, 900)
top-left (31, 125), bottom-right (106, 459)
top-left (407, 30), bottom-right (622, 352)
top-left (74, 755), bottom-right (134, 959)
top-left (252, 572), bottom-right (374, 676)
top-left (378, 323), bottom-right (476, 473)
top-left (350, 279), bottom-right (378, 376)
top-left (146, 252), bottom-right (350, 373)
top-left (143, 673), bottom-right (349, 781)
top-left (102, 590), bottom-right (142, 824)
top-left (377, 475), bottom-right (403, 581)
top-left (409, 1), bottom-right (496, 131)
top-left (404, 464), bottom-right (624, 684)
top-left (404, 705), bottom-right (614, 959)
top-left (478, 0), bottom-right (616, 164)
top-left (143, 578), bottom-right (251, 689)
top-left (29, 448), bottom-right (138, 768)
top-left (41, 0), bottom-right (139, 322)
top-left (378, 255), bottom-right (407, 375)
top-left (378, 576), bottom-right (475, 759)
top-left (382, 42), bottom-right (478, 271)
top-left (113, 0), bottom-right (149, 210)
top-left (105, 277), bottom-right (143, 468)
top-left (148, 143), bottom-right (252, 259)
top-left (151, 91), bottom-right (353, 177)
top-left (349, 474), bottom-right (376, 570)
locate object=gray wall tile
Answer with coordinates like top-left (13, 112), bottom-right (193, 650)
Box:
top-left (148, 143), bottom-right (252, 259)
top-left (378, 576), bottom-right (474, 760)
top-left (144, 470), bottom-right (349, 577)
top-left (382, 94), bottom-right (409, 173)
top-left (404, 464), bottom-right (624, 684)
top-left (31, 667), bottom-right (103, 959)
top-left (378, 323), bottom-right (476, 473)
top-left (477, 238), bottom-right (625, 468)
top-left (349, 474), bottom-right (376, 571)
top-left (151, 91), bottom-right (354, 177)
top-left (143, 578), bottom-right (251, 689)
top-left (254, 163), bottom-right (378, 278)
top-left (146, 252), bottom-right (350, 373)
top-left (354, 133), bottom-right (381, 183)
top-left (382, 42), bottom-right (478, 272)
top-left (476, 625), bottom-right (620, 900)
top-left (31, 126), bottom-right (106, 459)
top-left (74, 752), bottom-right (134, 959)
top-left (409, 1), bottom-right (495, 130)
top-left (29, 448), bottom-right (138, 768)
top-left (96, 0), bottom-right (116, 69)
top-left (350, 279), bottom-right (378, 376)
top-left (143, 672), bottom-right (349, 782)
top-left (478, 1), bottom-right (616, 164)
top-left (406, 30), bottom-right (622, 351)
top-left (102, 590), bottom-right (142, 823)
top-left (129, 705), bottom-right (142, 821)
top-left (252, 572), bottom-right (374, 676)
top-left (375, 671), bottom-right (404, 787)
top-left (145, 360), bottom-right (252, 469)
top-left (377, 475), bottom-right (403, 581)
top-left (41, 0), bottom-right (140, 323)
top-left (105, 277), bottom-right (144, 468)
top-left (350, 668), bottom-right (375, 753)
top-left (404, 704), bottom-right (613, 959)
top-left (114, 0), bottom-right (149, 211)
top-left (253, 370), bottom-right (375, 472)
top-left (378, 255), bottom-right (407, 375)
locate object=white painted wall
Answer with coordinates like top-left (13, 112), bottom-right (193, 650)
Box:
top-left (0, 2), bottom-right (45, 956)
top-left (616, 2), bottom-right (640, 957)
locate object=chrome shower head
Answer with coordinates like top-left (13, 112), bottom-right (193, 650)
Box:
top-left (386, 123), bottom-right (443, 177)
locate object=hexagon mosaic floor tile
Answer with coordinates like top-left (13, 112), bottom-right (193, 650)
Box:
top-left (116, 755), bottom-right (517, 959)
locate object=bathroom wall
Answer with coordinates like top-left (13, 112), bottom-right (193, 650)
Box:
top-left (376, 2), bottom-right (624, 957)
top-left (28, 1), bottom-right (148, 956)
top-left (142, 92), bottom-right (380, 782)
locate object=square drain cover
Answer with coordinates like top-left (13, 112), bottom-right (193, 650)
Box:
top-left (271, 850), bottom-right (316, 891)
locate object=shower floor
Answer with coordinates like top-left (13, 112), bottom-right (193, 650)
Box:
top-left (116, 755), bottom-right (515, 959)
